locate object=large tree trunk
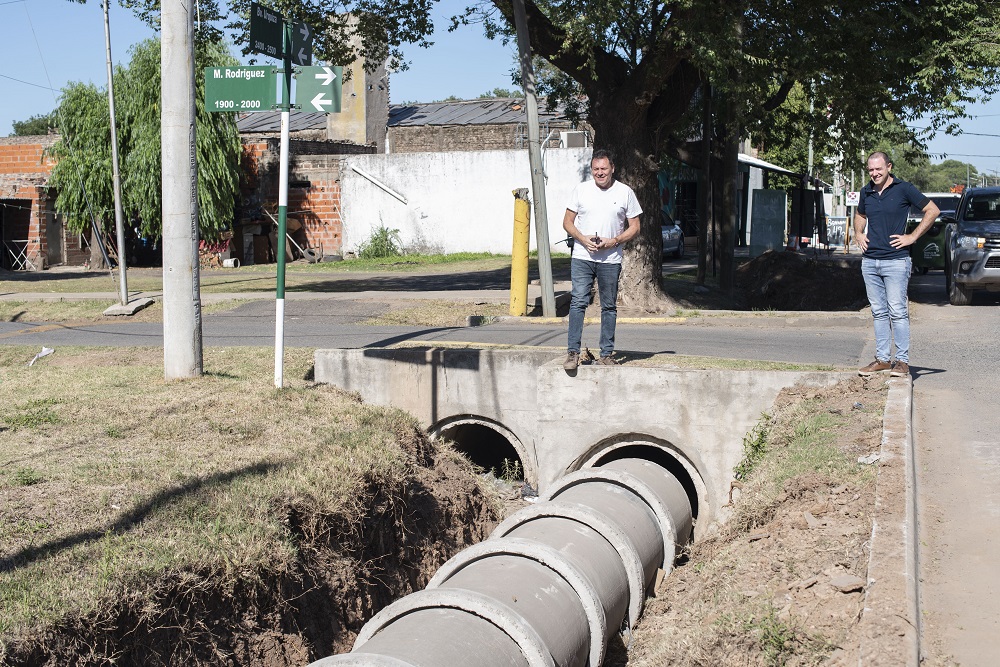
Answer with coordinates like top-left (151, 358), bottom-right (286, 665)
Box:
top-left (697, 84), bottom-right (712, 286)
top-left (88, 224), bottom-right (110, 271)
top-left (588, 94), bottom-right (678, 313)
top-left (719, 109), bottom-right (740, 295)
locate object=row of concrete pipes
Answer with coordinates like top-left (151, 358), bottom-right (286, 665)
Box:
top-left (309, 457), bottom-right (695, 667)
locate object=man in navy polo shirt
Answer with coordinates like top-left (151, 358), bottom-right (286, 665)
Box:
top-left (853, 151), bottom-right (939, 378)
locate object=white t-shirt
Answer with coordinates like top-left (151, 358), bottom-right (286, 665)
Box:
top-left (567, 179), bottom-right (642, 264)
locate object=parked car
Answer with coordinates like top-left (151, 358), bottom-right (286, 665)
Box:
top-left (661, 212), bottom-right (685, 259)
top-left (907, 192), bottom-right (961, 273)
top-left (942, 187), bottom-right (1000, 305)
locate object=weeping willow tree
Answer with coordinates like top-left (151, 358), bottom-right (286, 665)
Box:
top-left (49, 38), bottom-right (241, 267)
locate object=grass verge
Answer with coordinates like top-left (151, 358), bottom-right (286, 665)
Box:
top-left (0, 345), bottom-right (498, 664)
top-left (622, 377), bottom-right (885, 666)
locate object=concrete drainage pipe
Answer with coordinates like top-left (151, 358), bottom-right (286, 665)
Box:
top-left (309, 458), bottom-right (694, 667)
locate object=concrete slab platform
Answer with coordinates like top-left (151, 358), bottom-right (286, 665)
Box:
top-left (103, 297), bottom-right (156, 316)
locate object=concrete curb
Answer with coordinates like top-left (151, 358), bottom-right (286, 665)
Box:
top-left (856, 377), bottom-right (918, 665)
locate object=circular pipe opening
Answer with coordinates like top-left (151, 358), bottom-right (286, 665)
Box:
top-left (434, 419), bottom-right (527, 483)
top-left (592, 444), bottom-right (700, 534)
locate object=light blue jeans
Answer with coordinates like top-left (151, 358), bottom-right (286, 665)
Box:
top-left (567, 258), bottom-right (621, 357)
top-left (861, 257), bottom-right (912, 363)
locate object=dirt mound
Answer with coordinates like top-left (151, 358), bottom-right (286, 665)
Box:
top-left (3, 435), bottom-right (499, 666)
top-left (736, 250), bottom-right (868, 311)
top-left (616, 376), bottom-right (889, 666)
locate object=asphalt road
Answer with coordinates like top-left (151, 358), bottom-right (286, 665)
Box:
top-left (0, 301), bottom-right (870, 368)
top-left (906, 271), bottom-right (1000, 666)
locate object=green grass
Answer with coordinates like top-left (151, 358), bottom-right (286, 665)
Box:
top-left (0, 345), bottom-right (487, 642)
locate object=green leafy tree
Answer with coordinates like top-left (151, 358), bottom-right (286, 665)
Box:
top-left (48, 38), bottom-right (241, 259)
top-left (122, 0), bottom-right (1000, 308)
top-left (479, 87), bottom-right (519, 99)
top-left (10, 111), bottom-right (58, 137)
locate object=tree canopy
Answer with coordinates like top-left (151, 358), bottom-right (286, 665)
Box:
top-left (10, 111), bottom-right (58, 137)
top-left (48, 38), bottom-right (242, 240)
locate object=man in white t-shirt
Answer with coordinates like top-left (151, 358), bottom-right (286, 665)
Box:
top-left (562, 149), bottom-right (642, 371)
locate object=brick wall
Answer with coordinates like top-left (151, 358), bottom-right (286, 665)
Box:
top-left (239, 135), bottom-right (374, 260)
top-left (388, 122), bottom-right (585, 154)
top-left (0, 136), bottom-right (61, 270)
top-left (0, 136), bottom-right (58, 176)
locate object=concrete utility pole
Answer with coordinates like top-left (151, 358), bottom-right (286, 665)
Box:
top-left (102, 0), bottom-right (128, 306)
top-left (512, 0), bottom-right (556, 317)
top-left (161, 0), bottom-right (204, 379)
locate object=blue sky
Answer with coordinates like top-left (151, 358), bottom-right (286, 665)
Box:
top-left (2, 0), bottom-right (998, 179)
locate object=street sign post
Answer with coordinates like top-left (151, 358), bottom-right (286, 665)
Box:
top-left (295, 65), bottom-right (342, 112)
top-left (290, 22), bottom-right (313, 66)
top-left (204, 67), bottom-right (278, 112)
top-left (249, 2), bottom-right (283, 59)
top-left (237, 9), bottom-right (344, 387)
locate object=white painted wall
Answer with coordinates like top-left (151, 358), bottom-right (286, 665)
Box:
top-left (340, 148), bottom-right (593, 255)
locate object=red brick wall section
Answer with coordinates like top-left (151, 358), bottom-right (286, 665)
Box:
top-left (238, 136), bottom-right (364, 258)
top-left (287, 179), bottom-right (341, 254)
top-left (0, 137), bottom-right (58, 176)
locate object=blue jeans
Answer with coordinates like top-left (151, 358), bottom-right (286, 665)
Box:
top-left (567, 258), bottom-right (621, 357)
top-left (861, 257), bottom-right (911, 363)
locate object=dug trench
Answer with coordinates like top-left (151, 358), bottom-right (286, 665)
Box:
top-left (2, 371), bottom-right (892, 666)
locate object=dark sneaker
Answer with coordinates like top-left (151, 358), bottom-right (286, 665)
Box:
top-left (890, 361), bottom-right (910, 377)
top-left (595, 354), bottom-right (620, 366)
top-left (563, 351), bottom-right (580, 371)
top-left (581, 348), bottom-right (597, 364)
top-left (858, 359), bottom-right (891, 376)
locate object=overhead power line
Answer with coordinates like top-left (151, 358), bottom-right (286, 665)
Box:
top-left (0, 72), bottom-right (55, 91)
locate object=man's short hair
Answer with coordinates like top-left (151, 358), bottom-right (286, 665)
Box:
top-left (592, 148), bottom-right (615, 165)
top-left (867, 151), bottom-right (892, 167)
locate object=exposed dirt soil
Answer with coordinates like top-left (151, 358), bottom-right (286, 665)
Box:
top-left (735, 251), bottom-right (869, 312)
top-left (610, 376), bottom-right (890, 666)
top-left (2, 429), bottom-right (502, 666)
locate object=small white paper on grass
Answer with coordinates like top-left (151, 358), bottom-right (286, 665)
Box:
top-left (28, 347), bottom-right (54, 366)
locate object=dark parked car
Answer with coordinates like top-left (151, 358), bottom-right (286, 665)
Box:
top-left (661, 212), bottom-right (684, 259)
top-left (907, 192), bottom-right (961, 273)
top-left (942, 187), bottom-right (1000, 305)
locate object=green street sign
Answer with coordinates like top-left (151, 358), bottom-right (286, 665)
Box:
top-left (290, 21), bottom-right (313, 66)
top-left (249, 2), bottom-right (283, 59)
top-left (204, 67), bottom-right (277, 113)
top-left (295, 65), bottom-right (342, 113)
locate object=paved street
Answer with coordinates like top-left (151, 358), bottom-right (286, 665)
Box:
top-left (907, 273), bottom-right (1000, 666)
top-left (0, 300), bottom-right (870, 368)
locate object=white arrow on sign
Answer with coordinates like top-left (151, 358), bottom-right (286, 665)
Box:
top-left (310, 93), bottom-right (333, 112)
top-left (314, 66), bottom-right (337, 86)
top-left (296, 47), bottom-right (309, 64)
top-left (299, 23), bottom-right (310, 41)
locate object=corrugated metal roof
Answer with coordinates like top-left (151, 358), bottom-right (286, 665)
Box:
top-left (237, 112), bottom-right (327, 134)
top-left (389, 98), bottom-right (566, 127)
top-left (235, 98), bottom-right (572, 133)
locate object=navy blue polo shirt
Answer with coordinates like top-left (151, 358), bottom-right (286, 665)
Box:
top-left (857, 178), bottom-right (929, 260)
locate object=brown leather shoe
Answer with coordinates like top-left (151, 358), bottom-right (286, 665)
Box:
top-left (563, 351), bottom-right (580, 371)
top-left (595, 354), bottom-right (620, 366)
top-left (858, 359), bottom-right (892, 376)
top-left (890, 361), bottom-right (910, 377)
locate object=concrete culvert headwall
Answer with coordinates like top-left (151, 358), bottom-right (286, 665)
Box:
top-left (432, 417), bottom-right (527, 481)
top-left (308, 457), bottom-right (693, 667)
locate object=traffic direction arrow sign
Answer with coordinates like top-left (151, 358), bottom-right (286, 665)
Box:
top-left (204, 67), bottom-right (277, 112)
top-left (295, 65), bottom-right (342, 113)
top-left (290, 21), bottom-right (313, 66)
top-left (249, 2), bottom-right (283, 59)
